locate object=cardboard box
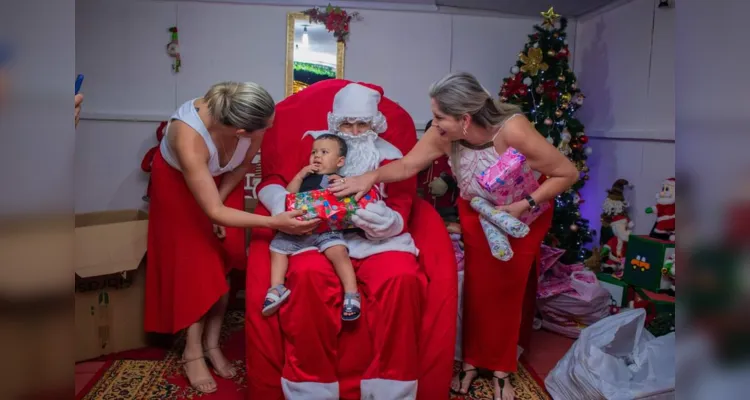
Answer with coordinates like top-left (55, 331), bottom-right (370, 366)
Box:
top-left (74, 210), bottom-right (148, 362)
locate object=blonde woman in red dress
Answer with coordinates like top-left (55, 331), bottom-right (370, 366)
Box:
top-left (144, 81), bottom-right (319, 394)
top-left (330, 72), bottom-right (578, 400)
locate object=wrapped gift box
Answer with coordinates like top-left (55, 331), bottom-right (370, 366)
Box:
top-left (285, 187), bottom-right (380, 233)
top-left (631, 287), bottom-right (675, 336)
top-left (622, 234), bottom-right (675, 292)
top-left (596, 272), bottom-right (634, 308)
top-left (476, 147), bottom-right (551, 225)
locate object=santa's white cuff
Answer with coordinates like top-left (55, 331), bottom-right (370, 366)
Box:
top-left (257, 184), bottom-right (288, 216)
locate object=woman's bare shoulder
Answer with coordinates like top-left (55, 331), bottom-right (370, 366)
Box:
top-left (169, 120), bottom-right (209, 159)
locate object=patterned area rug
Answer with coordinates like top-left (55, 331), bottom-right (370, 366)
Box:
top-left (77, 311), bottom-right (549, 399)
top-left (450, 361), bottom-right (550, 400)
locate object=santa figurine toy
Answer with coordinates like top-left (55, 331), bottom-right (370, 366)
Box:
top-left (646, 177), bottom-right (676, 242)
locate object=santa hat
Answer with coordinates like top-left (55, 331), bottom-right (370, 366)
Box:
top-left (664, 177), bottom-right (675, 187)
top-left (327, 83), bottom-right (388, 134)
top-left (606, 179), bottom-right (630, 202)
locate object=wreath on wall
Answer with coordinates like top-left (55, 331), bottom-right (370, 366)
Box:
top-left (302, 4), bottom-right (362, 44)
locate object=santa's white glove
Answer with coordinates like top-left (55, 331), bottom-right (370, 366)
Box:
top-left (351, 201), bottom-right (404, 240)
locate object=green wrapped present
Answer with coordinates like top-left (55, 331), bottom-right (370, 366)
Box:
top-left (622, 234), bottom-right (675, 292)
top-left (596, 272), bottom-right (633, 307)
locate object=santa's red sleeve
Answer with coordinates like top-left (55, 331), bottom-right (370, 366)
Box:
top-left (379, 159), bottom-right (416, 235)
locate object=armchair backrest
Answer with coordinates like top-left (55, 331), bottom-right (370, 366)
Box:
top-left (261, 79), bottom-right (418, 185)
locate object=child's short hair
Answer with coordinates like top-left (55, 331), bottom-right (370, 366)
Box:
top-left (315, 134), bottom-right (348, 157)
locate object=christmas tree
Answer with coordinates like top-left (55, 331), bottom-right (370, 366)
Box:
top-left (499, 7), bottom-right (593, 264)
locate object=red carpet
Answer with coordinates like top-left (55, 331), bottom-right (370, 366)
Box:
top-left (76, 311), bottom-right (549, 399)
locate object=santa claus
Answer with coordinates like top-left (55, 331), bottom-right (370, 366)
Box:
top-left (647, 177), bottom-right (676, 242)
top-left (249, 82), bottom-right (453, 400)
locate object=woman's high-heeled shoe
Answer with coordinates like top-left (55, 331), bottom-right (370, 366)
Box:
top-left (203, 347), bottom-right (237, 379)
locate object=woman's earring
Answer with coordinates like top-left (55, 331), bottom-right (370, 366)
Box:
top-left (462, 126), bottom-right (468, 136)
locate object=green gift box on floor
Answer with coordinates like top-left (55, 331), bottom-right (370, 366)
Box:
top-left (622, 234), bottom-right (675, 292)
top-left (597, 272), bottom-right (632, 307)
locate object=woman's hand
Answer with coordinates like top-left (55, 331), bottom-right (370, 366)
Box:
top-left (270, 210), bottom-right (320, 235)
top-left (328, 172), bottom-right (377, 200)
top-left (213, 224), bottom-right (226, 240)
top-left (496, 201), bottom-right (530, 219)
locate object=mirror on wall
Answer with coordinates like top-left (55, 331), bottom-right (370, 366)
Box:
top-left (285, 12), bottom-right (345, 97)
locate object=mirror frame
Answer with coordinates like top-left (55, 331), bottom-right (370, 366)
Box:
top-left (285, 12), bottom-right (346, 97)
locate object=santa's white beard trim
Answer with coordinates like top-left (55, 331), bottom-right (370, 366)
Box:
top-left (337, 131), bottom-right (381, 176)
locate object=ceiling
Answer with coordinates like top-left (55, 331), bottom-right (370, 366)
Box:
top-left (182, 0), bottom-right (626, 18)
top-left (343, 0), bottom-right (623, 17)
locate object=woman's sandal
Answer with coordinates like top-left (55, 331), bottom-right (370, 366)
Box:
top-left (262, 284), bottom-right (291, 316)
top-left (203, 347), bottom-right (237, 379)
top-left (180, 355), bottom-right (217, 394)
top-left (342, 292), bottom-right (361, 321)
top-left (493, 373), bottom-right (515, 400)
top-left (450, 368), bottom-right (478, 394)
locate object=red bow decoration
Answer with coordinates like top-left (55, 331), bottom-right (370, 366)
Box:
top-left (500, 73), bottom-right (528, 98)
top-left (141, 121), bottom-right (168, 201)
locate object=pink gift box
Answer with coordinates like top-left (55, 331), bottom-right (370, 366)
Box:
top-left (476, 147), bottom-right (551, 225)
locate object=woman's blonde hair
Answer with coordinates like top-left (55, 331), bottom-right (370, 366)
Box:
top-left (204, 81), bottom-right (275, 132)
top-left (428, 72), bottom-right (521, 130)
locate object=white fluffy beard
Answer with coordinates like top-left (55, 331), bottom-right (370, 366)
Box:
top-left (336, 130), bottom-right (380, 176)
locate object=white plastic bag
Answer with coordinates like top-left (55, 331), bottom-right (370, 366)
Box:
top-left (545, 309), bottom-right (675, 400)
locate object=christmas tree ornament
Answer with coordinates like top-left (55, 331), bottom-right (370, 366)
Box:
top-left (584, 147), bottom-right (593, 155)
top-left (544, 118), bottom-right (553, 125)
top-left (582, 165), bottom-right (589, 172)
top-left (522, 77), bottom-right (532, 86)
top-left (166, 27), bottom-right (181, 73)
top-left (557, 131), bottom-right (572, 155)
top-left (540, 6), bottom-right (561, 29)
top-left (583, 174), bottom-right (589, 181)
top-left (510, 65), bottom-right (520, 74)
top-left (561, 93), bottom-right (572, 103)
top-left (547, 50), bottom-right (556, 56)
top-left (519, 47), bottom-right (549, 75)
top-left (579, 135), bottom-right (589, 144)
top-left (555, 109), bottom-right (563, 117)
top-left (557, 75), bottom-right (566, 81)
top-left (546, 136), bottom-right (555, 144)
top-left (561, 102), bottom-right (569, 109)
top-left (553, 33), bottom-right (559, 38)
top-left (570, 224), bottom-right (579, 231)
top-left (536, 85), bottom-right (545, 94)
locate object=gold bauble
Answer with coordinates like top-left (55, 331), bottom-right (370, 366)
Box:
top-left (558, 75), bottom-right (566, 81)
top-left (582, 166), bottom-right (590, 173)
top-left (555, 109), bottom-right (563, 117)
top-left (561, 93), bottom-right (572, 103)
top-left (583, 174), bottom-right (589, 181)
top-left (547, 50), bottom-right (556, 56)
top-left (561, 102), bottom-right (569, 109)
top-left (570, 224), bottom-right (579, 232)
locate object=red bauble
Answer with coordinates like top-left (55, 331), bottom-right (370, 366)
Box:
top-left (579, 135), bottom-right (589, 144)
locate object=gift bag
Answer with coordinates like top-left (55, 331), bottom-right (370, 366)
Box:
top-left (476, 147), bottom-right (551, 225)
top-left (285, 187), bottom-right (380, 233)
top-left (545, 309), bottom-right (676, 400)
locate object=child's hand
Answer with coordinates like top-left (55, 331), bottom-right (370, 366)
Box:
top-left (213, 224), bottom-right (226, 240)
top-left (296, 164), bottom-right (319, 180)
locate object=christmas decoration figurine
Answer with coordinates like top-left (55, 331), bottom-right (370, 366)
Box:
top-left (166, 27), bottom-right (181, 73)
top-left (646, 177), bottom-right (675, 242)
top-left (599, 179), bottom-right (634, 277)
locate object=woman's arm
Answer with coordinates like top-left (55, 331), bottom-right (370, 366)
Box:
top-left (170, 122), bottom-right (318, 233)
top-left (501, 117), bottom-right (579, 206)
top-left (372, 126), bottom-right (446, 184)
top-left (328, 126), bottom-right (446, 198)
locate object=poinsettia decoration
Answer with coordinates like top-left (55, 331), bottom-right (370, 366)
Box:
top-left (302, 4), bottom-right (362, 44)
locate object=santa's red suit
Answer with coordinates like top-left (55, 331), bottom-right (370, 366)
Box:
top-left (246, 80), bottom-right (457, 400)
top-left (651, 177), bottom-right (675, 237)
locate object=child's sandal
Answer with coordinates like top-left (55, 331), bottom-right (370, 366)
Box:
top-left (262, 284), bottom-right (291, 316)
top-left (342, 292), bottom-right (361, 321)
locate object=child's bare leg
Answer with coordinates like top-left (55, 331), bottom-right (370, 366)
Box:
top-left (270, 251), bottom-right (289, 287)
top-left (323, 245), bottom-right (357, 293)
top-left (262, 251), bottom-right (291, 316)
